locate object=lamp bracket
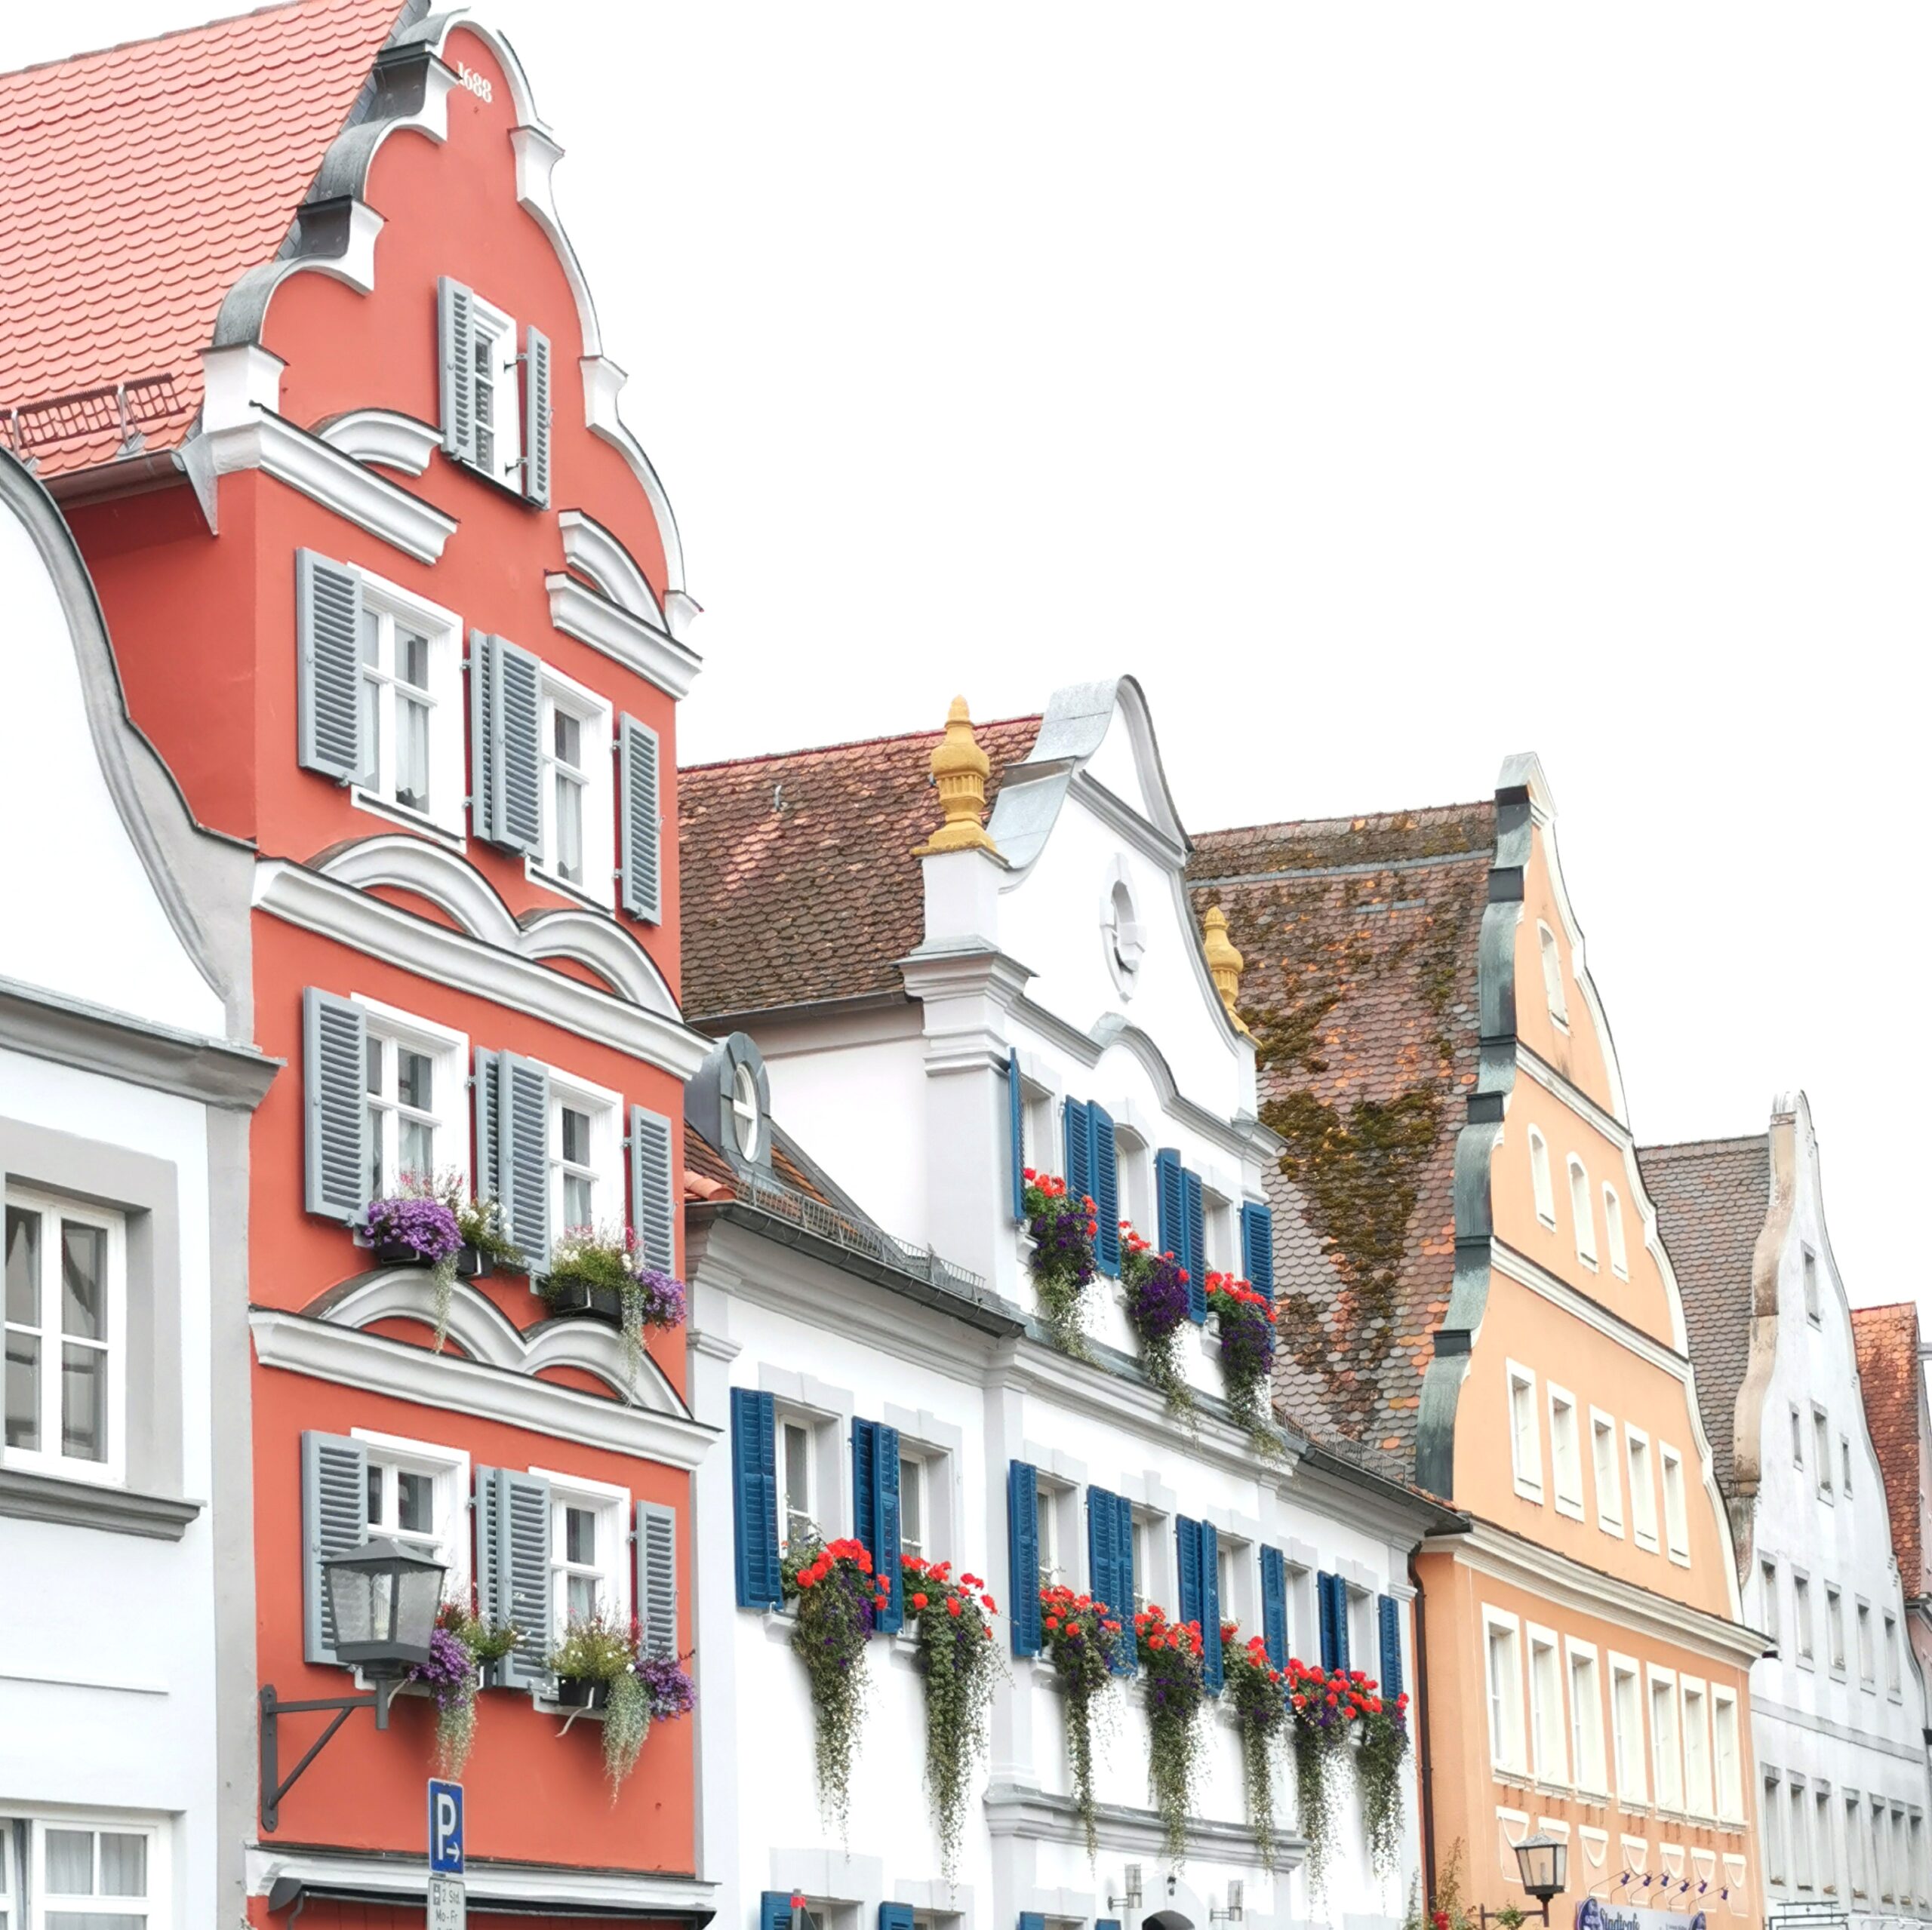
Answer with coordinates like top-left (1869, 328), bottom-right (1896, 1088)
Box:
top-left (259, 1680), bottom-right (401, 1832)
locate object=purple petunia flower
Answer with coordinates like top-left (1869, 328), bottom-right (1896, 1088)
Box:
top-left (364, 1196), bottom-right (464, 1263)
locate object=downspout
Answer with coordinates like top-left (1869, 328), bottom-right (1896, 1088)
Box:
top-left (1410, 1548), bottom-right (1438, 1910)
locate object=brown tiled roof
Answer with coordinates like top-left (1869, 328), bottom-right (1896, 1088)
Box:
top-left (678, 715), bottom-right (1042, 1022)
top-left (1189, 802), bottom-right (1497, 1469)
top-left (1635, 1135), bottom-right (1769, 1500)
top-left (1853, 1302), bottom-right (1924, 1589)
top-left (681, 1121), bottom-right (834, 1208)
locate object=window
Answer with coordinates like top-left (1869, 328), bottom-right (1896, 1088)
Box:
top-left (1850, 1793), bottom-right (1868, 1898)
top-left (1794, 1572), bottom-right (1814, 1662)
top-left (1713, 1689), bottom-right (1743, 1820)
top-left (1660, 1443), bottom-right (1689, 1563)
top-left (1857, 1600), bottom-right (1875, 1687)
top-left (352, 573), bottom-right (463, 836)
top-left (1841, 1434), bottom-right (1853, 1496)
top-left (1529, 1127), bottom-right (1555, 1227)
top-left (1790, 1402), bottom-right (1804, 1468)
top-left (534, 667), bottom-right (614, 904)
top-left (1567, 1157), bottom-right (1597, 1267)
top-left (900, 1452), bottom-right (928, 1563)
top-left (1626, 1425), bottom-right (1658, 1551)
top-left (1814, 1406), bottom-right (1833, 1498)
top-left (731, 1062), bottom-right (762, 1162)
top-left (1611, 1655), bottom-right (1646, 1803)
top-left (1529, 1627), bottom-right (1567, 1783)
top-left (1765, 1774), bottom-right (1786, 1885)
top-left (1826, 1584), bottom-right (1845, 1675)
top-left (354, 1429), bottom-right (471, 1593)
top-left (1886, 1612), bottom-right (1903, 1695)
top-left (1803, 1246), bottom-right (1820, 1325)
top-left (1761, 1557), bottom-right (1780, 1650)
top-left (1218, 1535), bottom-right (1254, 1636)
top-left (1115, 1126), bottom-right (1152, 1237)
top-left (1681, 1679), bottom-right (1712, 1815)
top-left (546, 1070), bottom-right (622, 1236)
top-left (1818, 1787), bottom-right (1836, 1894)
top-left (1549, 1387), bottom-right (1584, 1518)
top-left (1539, 921), bottom-right (1569, 1027)
top-left (1509, 1362), bottom-right (1543, 1500)
top-left (1792, 1779), bottom-right (1812, 1889)
top-left (1593, 1409), bottom-right (1623, 1534)
top-left (1485, 1613), bottom-right (1526, 1772)
top-left (777, 1415), bottom-right (818, 1550)
top-left (466, 290), bottom-right (522, 484)
top-left (1602, 1182), bottom-right (1629, 1278)
top-left (29, 1821), bottom-right (159, 1926)
top-left (1568, 1642), bottom-right (1607, 1793)
top-left (1036, 1480), bottom-right (1065, 1588)
top-left (357, 1001), bottom-right (469, 1200)
top-left (4, 1192), bottom-right (125, 1483)
top-left (1911, 1813), bottom-right (1924, 1904)
top-left (1877, 1799), bottom-right (1894, 1902)
top-left (1649, 1670), bottom-right (1682, 1810)
top-left (541, 1471), bottom-right (629, 1638)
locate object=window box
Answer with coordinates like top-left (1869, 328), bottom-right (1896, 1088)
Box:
top-left (553, 1675), bottom-right (611, 1713)
top-left (542, 1277), bottom-right (625, 1325)
top-left (457, 1243), bottom-right (495, 1280)
top-left (375, 1238), bottom-right (497, 1278)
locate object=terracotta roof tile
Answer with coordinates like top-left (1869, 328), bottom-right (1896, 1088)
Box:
top-left (0, 0), bottom-right (403, 477)
top-left (1635, 1135), bottom-right (1770, 1500)
top-left (1188, 802), bottom-right (1497, 1469)
top-left (1853, 1302), bottom-right (1925, 1589)
top-left (678, 715), bottom-right (1042, 1022)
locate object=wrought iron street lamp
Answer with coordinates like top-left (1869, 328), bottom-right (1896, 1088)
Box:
top-left (1475, 1836), bottom-right (1570, 1929)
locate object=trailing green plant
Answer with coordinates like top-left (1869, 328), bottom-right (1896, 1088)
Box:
top-left (1022, 1169), bottom-right (1098, 1357)
top-left (546, 1612), bottom-right (695, 1797)
top-left (409, 1597), bottom-right (518, 1776)
top-left (394, 1169), bottom-right (521, 1345)
top-left (1205, 1271), bottom-right (1278, 1451)
top-left (1286, 1657), bottom-right (1355, 1898)
top-left (1134, 1602), bottom-right (1207, 1861)
top-left (783, 1536), bottom-right (888, 1839)
top-left (1356, 1683), bottom-right (1412, 1876)
top-left (540, 1224), bottom-right (688, 1388)
top-left (1120, 1225), bottom-right (1194, 1419)
top-left (1039, 1583), bottom-right (1121, 1861)
top-left (1223, 1626), bottom-right (1290, 1867)
top-left (905, 1557), bottom-right (1001, 1884)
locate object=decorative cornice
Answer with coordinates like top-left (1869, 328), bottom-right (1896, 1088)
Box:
top-left (557, 509), bottom-right (665, 622)
top-left (1488, 1240), bottom-right (1692, 1378)
top-left (544, 573), bottom-right (702, 699)
top-left (316, 409), bottom-right (441, 477)
top-left (983, 1781), bottom-right (1304, 1866)
top-left (0, 1468), bottom-right (201, 1541)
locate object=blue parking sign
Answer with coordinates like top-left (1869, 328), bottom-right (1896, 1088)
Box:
top-left (428, 1780), bottom-right (464, 1875)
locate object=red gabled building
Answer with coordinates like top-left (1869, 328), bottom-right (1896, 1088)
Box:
top-left (2, 3), bottom-right (713, 1923)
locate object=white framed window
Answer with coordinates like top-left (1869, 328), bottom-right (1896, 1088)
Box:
top-left (1567, 1156), bottom-right (1597, 1268)
top-left (1217, 1535), bottom-right (1254, 1636)
top-left (1346, 1581), bottom-right (1375, 1667)
top-left (1840, 1434), bottom-right (1853, 1496)
top-left (1764, 1774), bottom-right (1786, 1885)
top-left (1877, 1799), bottom-right (1896, 1903)
top-left (1794, 1570), bottom-right (1814, 1663)
top-left (1713, 1688), bottom-right (1743, 1821)
top-left (1792, 1779), bottom-right (1813, 1890)
top-left (1826, 1584), bottom-right (1846, 1676)
top-left (1285, 1557), bottom-right (1315, 1660)
top-left (1790, 1401), bottom-right (1804, 1468)
top-left (1115, 1125), bottom-right (1152, 1240)
top-left (1802, 1246), bottom-right (1820, 1326)
top-left (4, 1191), bottom-right (127, 1484)
top-left (1681, 1677), bottom-right (1712, 1816)
top-left (1549, 1384), bottom-right (1584, 1519)
top-left (1036, 1480), bottom-right (1073, 1591)
top-left (1203, 1185), bottom-right (1238, 1274)
top-left (1130, 1508), bottom-right (1164, 1615)
top-left (1508, 1360), bottom-right (1543, 1501)
top-left (1484, 1609), bottom-right (1527, 1773)
top-left (1886, 1612), bottom-right (1903, 1695)
top-left (1610, 1653), bottom-right (1646, 1804)
top-left (1818, 1787), bottom-right (1837, 1895)
top-left (468, 290), bottom-right (522, 486)
top-left (1592, 1408), bottom-right (1623, 1535)
top-left (1528, 1624), bottom-right (1568, 1784)
top-left (1648, 1666), bottom-right (1682, 1811)
top-left (1814, 1406), bottom-right (1833, 1498)
top-left (355, 998), bottom-right (470, 1199)
top-left (1848, 1791), bottom-right (1868, 1898)
top-left (1601, 1182), bottom-right (1629, 1278)
top-left (1538, 921), bottom-right (1569, 1028)
top-left (1660, 1443), bottom-right (1690, 1563)
top-left (1761, 1557), bottom-right (1780, 1650)
top-left (777, 1411), bottom-right (821, 1552)
top-left (1625, 1424), bottom-right (1658, 1551)
top-left (352, 1428), bottom-right (472, 1595)
top-left (536, 1467), bottom-right (631, 1637)
top-left (26, 1818), bottom-right (164, 1927)
top-left (1857, 1599), bottom-right (1875, 1688)
top-left (546, 1066), bottom-right (623, 1237)
top-left (900, 1450), bottom-right (928, 1563)
top-left (1910, 1812), bottom-right (1926, 1905)
top-left (532, 664), bottom-right (614, 906)
top-left (351, 570), bottom-right (464, 839)
top-left (1567, 1640), bottom-right (1607, 1793)
top-left (1528, 1126), bottom-right (1555, 1228)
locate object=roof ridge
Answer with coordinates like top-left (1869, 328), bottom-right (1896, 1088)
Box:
top-left (681, 711), bottom-right (1042, 775)
top-left (1851, 1302), bottom-right (1920, 1324)
top-left (1195, 798), bottom-right (1494, 841)
top-left (0, 0), bottom-right (324, 82)
top-left (1637, 1132), bottom-right (1769, 1160)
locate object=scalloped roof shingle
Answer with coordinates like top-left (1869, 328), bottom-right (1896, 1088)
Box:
top-left (1852, 1302), bottom-right (1925, 1591)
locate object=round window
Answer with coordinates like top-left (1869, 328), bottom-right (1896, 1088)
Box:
top-left (731, 1060), bottom-right (761, 1160)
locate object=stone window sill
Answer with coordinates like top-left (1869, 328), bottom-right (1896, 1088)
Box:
top-left (0, 1467), bottom-right (201, 1541)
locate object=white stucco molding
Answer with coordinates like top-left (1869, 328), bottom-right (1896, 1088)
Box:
top-left (985, 1780), bottom-right (1305, 1867)
top-left (247, 1844), bottom-right (716, 1916)
top-left (557, 509), bottom-right (664, 619)
top-left (316, 409), bottom-right (443, 477)
top-left (1487, 1241), bottom-right (1691, 1380)
top-left (545, 572), bottom-right (702, 699)
top-left (769, 1849), bottom-right (884, 1904)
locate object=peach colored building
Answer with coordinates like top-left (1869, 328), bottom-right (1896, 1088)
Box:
top-left (1195, 756), bottom-right (1764, 1927)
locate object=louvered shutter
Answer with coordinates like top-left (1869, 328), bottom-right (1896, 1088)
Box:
top-left (1063, 1097), bottom-right (1091, 1203)
top-left (1097, 1920), bottom-right (1124, 1930)
top-left (1316, 1570), bottom-right (1337, 1668)
top-left (523, 324), bottom-right (552, 506)
top-left (1158, 1151), bottom-right (1201, 1321)
top-left (1242, 1200), bottom-right (1275, 1296)
top-left (630, 1105), bottom-right (676, 1274)
top-left (296, 551), bottom-right (365, 784)
top-left (731, 1389), bottom-right (782, 1609)
top-left (1334, 1574), bottom-right (1352, 1670)
top-left (879, 1909), bottom-right (915, 1930)
top-left (1091, 1104), bottom-right (1120, 1276)
top-left (303, 988), bottom-right (368, 1224)
top-left (1008, 1460), bottom-right (1041, 1655)
top-left (1019, 1915), bottom-right (1047, 1930)
top-left (1177, 1515), bottom-right (1203, 1629)
top-left (1088, 1487), bottom-right (1133, 1676)
top-left (851, 1420), bottom-right (903, 1633)
top-left (1379, 1593), bottom-right (1404, 1698)
top-left (468, 632), bottom-right (542, 854)
top-left (474, 1046), bottom-right (501, 1209)
top-left (497, 1053), bottom-right (550, 1271)
top-left (761, 1898), bottom-right (795, 1930)
top-left (302, 1431), bottom-right (368, 1665)
top-left (1008, 1050), bottom-right (1026, 1224)
top-left (477, 1466), bottom-right (552, 1691)
top-left (438, 276), bottom-right (479, 466)
top-left (618, 715), bottom-right (663, 923)
top-left (1184, 1167), bottom-right (1206, 1293)
top-left (1260, 1544), bottom-right (1288, 1671)
top-left (1200, 1519), bottom-right (1223, 1692)
top-left (636, 1501), bottom-right (678, 1660)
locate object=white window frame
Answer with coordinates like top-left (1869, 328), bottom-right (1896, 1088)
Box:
top-left (1567, 1155), bottom-right (1598, 1268)
top-left (1549, 1384), bottom-right (1584, 1520)
top-left (354, 997), bottom-right (472, 1200)
top-left (1794, 1569), bottom-right (1814, 1665)
top-left (1761, 1557), bottom-right (1781, 1650)
top-left (1484, 1607), bottom-right (1527, 1775)
top-left (1538, 920), bottom-right (1569, 1028)
top-left (351, 1427), bottom-right (472, 1596)
top-left (1130, 1506), bottom-right (1169, 1615)
top-left (1857, 1597), bottom-right (1875, 1689)
top-left (1567, 1637), bottom-right (1607, 1795)
top-left (22, 1814), bottom-right (168, 1928)
top-left (1802, 1245), bottom-right (1820, 1326)
top-left (534, 1464), bottom-right (631, 1641)
top-left (2, 1188), bottom-right (128, 1486)
top-left (1814, 1405), bottom-right (1834, 1499)
top-left (1592, 1407), bottom-right (1623, 1535)
top-left (1508, 1360), bottom-right (1543, 1501)
top-left (545, 1064), bottom-right (624, 1240)
top-left (1601, 1181), bottom-right (1629, 1279)
top-left (531, 662), bottom-right (615, 909)
top-left (899, 1446), bottom-right (931, 1566)
top-left (467, 290), bottom-right (523, 488)
top-left (1848, 1789), bottom-right (1868, 1899)
top-left (1840, 1433), bottom-right (1853, 1497)
top-left (1036, 1477), bottom-right (1075, 1592)
top-left (1712, 1686), bottom-right (1743, 1822)
top-left (1764, 1772), bottom-right (1786, 1886)
top-left (1826, 1583), bottom-right (1846, 1678)
top-left (1660, 1441), bottom-right (1690, 1564)
top-left (1886, 1611), bottom-right (1903, 1697)
top-left (1625, 1423), bottom-right (1659, 1552)
top-left (1681, 1675), bottom-right (1712, 1818)
top-left (1115, 1124), bottom-right (1153, 1242)
top-left (1527, 1622), bottom-right (1569, 1785)
top-left (349, 567), bottom-right (466, 841)
top-left (1610, 1652), bottom-right (1647, 1806)
top-left (773, 1405), bottom-right (831, 1554)
top-left (1528, 1126), bottom-right (1556, 1228)
top-left (1647, 1664), bottom-right (1683, 1812)
top-left (1792, 1777), bottom-right (1813, 1892)
top-left (1201, 1184), bottom-right (1238, 1275)
top-left (1818, 1784), bottom-right (1838, 1896)
top-left (1791, 1400), bottom-right (1804, 1469)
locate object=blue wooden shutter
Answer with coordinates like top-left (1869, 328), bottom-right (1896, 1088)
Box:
top-left (879, 1909), bottom-right (915, 1930)
top-left (1008, 1050), bottom-right (1027, 1222)
top-left (438, 275), bottom-right (479, 465)
top-left (1184, 1167), bottom-right (1206, 1289)
top-left (523, 323), bottom-right (552, 506)
top-left (295, 551), bottom-right (364, 784)
top-left (1379, 1593), bottom-right (1404, 1698)
top-left (1241, 1200), bottom-right (1275, 1295)
top-left (1064, 1096), bottom-right (1091, 1202)
top-left (854, 1419), bottom-right (903, 1633)
top-left (630, 1104), bottom-right (676, 1274)
top-left (469, 632), bottom-right (542, 854)
top-left (618, 715), bottom-right (663, 922)
top-left (1200, 1519), bottom-right (1223, 1692)
top-left (303, 988), bottom-right (368, 1224)
top-left (1260, 1545), bottom-right (1288, 1671)
top-left (731, 1388), bottom-right (782, 1609)
top-left (1334, 1575), bottom-right (1352, 1670)
top-left (760, 1896), bottom-right (795, 1930)
top-left (1008, 1460), bottom-right (1041, 1655)
top-left (301, 1430), bottom-right (368, 1665)
top-left (1177, 1515), bottom-right (1204, 1629)
top-left (1087, 1485), bottom-right (1122, 1646)
top-left (636, 1501), bottom-right (678, 1661)
top-left (1318, 1569), bottom-right (1340, 1669)
top-left (1091, 1104), bottom-right (1120, 1276)
top-left (477, 1465), bottom-right (552, 1691)
top-left (1019, 1914), bottom-right (1047, 1930)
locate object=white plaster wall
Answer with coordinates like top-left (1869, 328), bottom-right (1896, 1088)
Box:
top-left (0, 1044), bottom-right (217, 1929)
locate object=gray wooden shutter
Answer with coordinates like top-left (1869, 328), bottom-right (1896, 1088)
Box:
top-left (502, 1054), bottom-right (551, 1270)
top-left (468, 632), bottom-right (542, 854)
top-left (474, 1046), bottom-right (501, 1208)
top-left (303, 988), bottom-right (368, 1223)
top-left (303, 1431), bottom-right (368, 1665)
top-left (617, 715), bottom-right (663, 923)
top-left (635, 1500), bottom-right (678, 1661)
top-left (438, 275), bottom-right (478, 466)
top-left (630, 1105), bottom-right (676, 1274)
top-left (296, 550), bottom-right (364, 784)
top-left (523, 324), bottom-right (552, 507)
top-left (478, 1466), bottom-right (552, 1690)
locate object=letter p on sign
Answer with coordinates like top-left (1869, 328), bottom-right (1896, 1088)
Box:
top-left (429, 1779), bottom-right (464, 1874)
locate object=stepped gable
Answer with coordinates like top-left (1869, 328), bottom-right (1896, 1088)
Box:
top-left (678, 715), bottom-right (1042, 1023)
top-left (0, 0), bottom-right (405, 477)
top-left (1188, 801), bottom-right (1495, 1472)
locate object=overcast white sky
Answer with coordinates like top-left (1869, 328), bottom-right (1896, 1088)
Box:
top-left (20, 4), bottom-right (1931, 1319)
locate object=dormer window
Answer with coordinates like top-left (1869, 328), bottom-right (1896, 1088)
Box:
top-left (732, 1062), bottom-right (762, 1161)
top-left (1538, 921), bottom-right (1569, 1029)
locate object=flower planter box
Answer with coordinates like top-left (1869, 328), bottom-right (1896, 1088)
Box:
top-left (542, 1277), bottom-right (625, 1324)
top-left (456, 1243), bottom-right (494, 1280)
top-left (553, 1676), bottom-right (611, 1712)
top-left (374, 1240), bottom-right (435, 1268)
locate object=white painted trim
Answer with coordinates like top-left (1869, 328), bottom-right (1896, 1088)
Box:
top-left (545, 573), bottom-right (701, 699)
top-left (557, 510), bottom-right (664, 621)
top-left (318, 410), bottom-right (441, 477)
top-left (254, 856), bottom-right (708, 1079)
top-left (352, 1424), bottom-right (473, 1593)
top-left (1489, 1239), bottom-right (1691, 1378)
top-left (352, 993), bottom-right (473, 1192)
top-left (245, 1843), bottom-right (717, 1913)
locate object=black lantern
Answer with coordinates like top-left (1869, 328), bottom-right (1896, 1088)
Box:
top-left (321, 1535), bottom-right (445, 1673)
top-left (1514, 1835), bottom-right (1568, 1906)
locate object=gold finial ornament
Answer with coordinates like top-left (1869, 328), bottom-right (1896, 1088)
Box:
top-left (913, 696), bottom-right (1001, 856)
top-left (1203, 905), bottom-right (1251, 1034)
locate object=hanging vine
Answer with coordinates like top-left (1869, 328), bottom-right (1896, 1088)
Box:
top-left (1121, 1227), bottom-right (1195, 1418)
top-left (1040, 1584), bottom-right (1121, 1860)
top-left (784, 1538), bottom-right (889, 1838)
top-left (1134, 1603), bottom-right (1207, 1861)
top-left (1023, 1171), bottom-right (1099, 1357)
top-left (906, 1559), bottom-right (1001, 1884)
top-left (1356, 1684), bottom-right (1412, 1875)
top-left (1223, 1630), bottom-right (1290, 1867)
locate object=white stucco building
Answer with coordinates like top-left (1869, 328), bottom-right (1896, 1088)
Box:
top-left (680, 681), bottom-right (1457, 1930)
top-left (0, 453), bottom-right (273, 1925)
top-left (1644, 1093), bottom-right (1932, 1929)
